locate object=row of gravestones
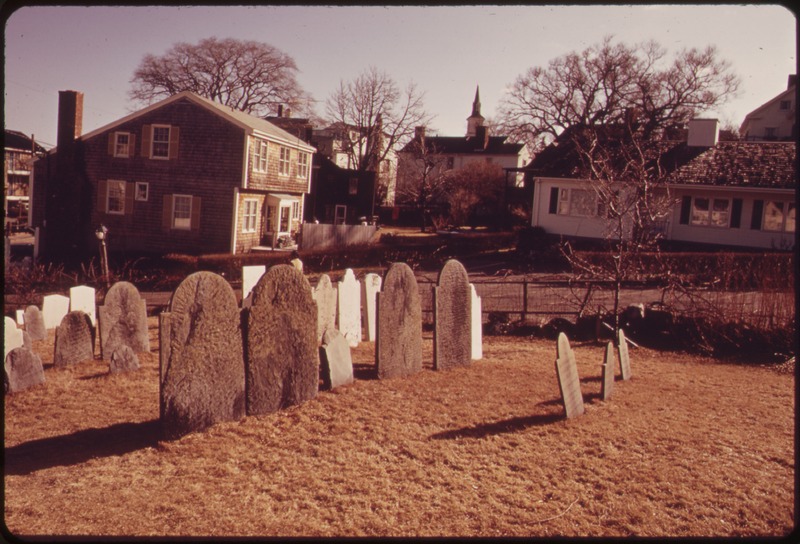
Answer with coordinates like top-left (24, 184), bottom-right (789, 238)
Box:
top-left (159, 259), bottom-right (482, 440)
top-left (555, 328), bottom-right (633, 418)
top-left (4, 282), bottom-right (151, 394)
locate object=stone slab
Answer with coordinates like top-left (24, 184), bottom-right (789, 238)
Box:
top-left (241, 265), bottom-right (266, 308)
top-left (375, 262), bottom-right (422, 379)
top-left (53, 311), bottom-right (95, 367)
top-left (312, 274), bottom-right (337, 344)
top-left (618, 328), bottom-right (632, 380)
top-left (433, 259), bottom-right (472, 371)
top-left (5, 347), bottom-right (45, 394)
top-left (555, 332), bottom-right (585, 418)
top-left (470, 284), bottom-right (483, 360)
top-left (5, 316), bottom-right (24, 362)
top-left (42, 294), bottom-right (70, 330)
top-left (601, 341), bottom-right (614, 401)
top-left (98, 281), bottom-right (150, 359)
top-left (337, 269), bottom-right (362, 347)
top-left (70, 285), bottom-right (97, 326)
top-left (320, 329), bottom-right (354, 390)
top-left (361, 273), bottom-right (382, 342)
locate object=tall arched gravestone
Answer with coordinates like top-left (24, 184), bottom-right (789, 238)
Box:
top-left (555, 332), bottom-right (585, 418)
top-left (433, 259), bottom-right (472, 371)
top-left (245, 265), bottom-right (319, 415)
top-left (98, 281), bottom-right (150, 359)
top-left (320, 329), bottom-right (353, 390)
top-left (312, 274), bottom-right (338, 344)
top-left (618, 328), bottom-right (632, 380)
top-left (159, 272), bottom-right (246, 440)
top-left (53, 311), bottom-right (95, 367)
top-left (337, 269), bottom-right (362, 347)
top-left (361, 273), bottom-right (382, 342)
top-left (375, 262), bottom-right (422, 379)
top-left (23, 305), bottom-right (47, 341)
top-left (601, 341), bottom-right (615, 400)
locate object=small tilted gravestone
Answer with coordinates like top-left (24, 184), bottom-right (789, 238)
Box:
top-left (470, 284), bottom-right (483, 360)
top-left (555, 332), bottom-right (585, 418)
top-left (23, 305), bottom-right (47, 341)
top-left (618, 328), bottom-right (632, 380)
top-left (53, 311), bottom-right (95, 367)
top-left (159, 271), bottom-right (246, 440)
top-left (241, 265), bottom-right (266, 309)
top-left (245, 264), bottom-right (319, 416)
top-left (109, 345), bottom-right (140, 374)
top-left (361, 273), bottom-right (382, 342)
top-left (601, 341), bottom-right (615, 401)
top-left (433, 259), bottom-right (472, 371)
top-left (5, 347), bottom-right (45, 393)
top-left (312, 274), bottom-right (338, 344)
top-left (5, 316), bottom-right (24, 362)
top-left (319, 328), bottom-right (354, 390)
top-left (98, 281), bottom-right (150, 359)
top-left (70, 285), bottom-right (97, 326)
top-left (42, 294), bottom-right (70, 330)
top-left (337, 269), bottom-right (362, 347)
top-left (375, 262), bottom-right (422, 379)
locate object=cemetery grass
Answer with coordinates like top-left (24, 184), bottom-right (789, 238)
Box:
top-left (3, 319), bottom-right (794, 539)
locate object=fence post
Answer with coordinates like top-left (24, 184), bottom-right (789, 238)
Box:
top-left (522, 280), bottom-right (528, 322)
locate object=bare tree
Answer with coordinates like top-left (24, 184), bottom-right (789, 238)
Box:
top-left (395, 136), bottom-right (452, 232)
top-left (445, 161), bottom-right (506, 228)
top-left (129, 37), bottom-right (313, 117)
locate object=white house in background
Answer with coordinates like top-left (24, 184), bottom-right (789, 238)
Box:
top-left (531, 119), bottom-right (796, 250)
top-left (740, 74), bottom-right (796, 142)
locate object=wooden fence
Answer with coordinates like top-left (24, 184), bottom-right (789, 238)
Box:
top-left (299, 223), bottom-right (377, 251)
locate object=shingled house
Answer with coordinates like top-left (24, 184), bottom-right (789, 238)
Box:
top-left (32, 90), bottom-right (316, 259)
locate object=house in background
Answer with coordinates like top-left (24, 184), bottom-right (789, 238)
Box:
top-left (4, 130), bottom-right (47, 232)
top-left (32, 90), bottom-right (316, 259)
top-left (740, 74), bottom-right (796, 142)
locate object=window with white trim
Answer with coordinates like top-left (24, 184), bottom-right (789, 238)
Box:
top-left (279, 146), bottom-right (291, 175)
top-left (114, 132), bottom-right (131, 158)
top-left (690, 197), bottom-right (730, 227)
top-left (763, 201), bottom-right (796, 232)
top-left (297, 152), bottom-right (309, 178)
top-left (253, 139), bottom-right (268, 172)
top-left (243, 199), bottom-right (258, 233)
top-left (152, 125), bottom-right (171, 159)
top-left (557, 188), bottom-right (596, 217)
top-left (135, 182), bottom-right (149, 202)
top-left (172, 195), bottom-right (193, 230)
top-left (292, 201), bottom-right (300, 220)
top-left (106, 180), bottom-right (126, 214)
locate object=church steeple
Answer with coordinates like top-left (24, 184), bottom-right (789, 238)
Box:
top-left (466, 85), bottom-right (485, 137)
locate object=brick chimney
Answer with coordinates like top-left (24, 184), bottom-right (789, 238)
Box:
top-left (687, 118), bottom-right (719, 148)
top-left (474, 125), bottom-right (490, 149)
top-left (788, 74), bottom-right (797, 89)
top-left (56, 90), bottom-right (83, 170)
top-left (415, 126), bottom-right (426, 141)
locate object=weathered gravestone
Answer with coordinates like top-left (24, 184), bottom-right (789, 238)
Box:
top-left (337, 269), bottom-right (362, 347)
top-left (42, 294), bottom-right (70, 330)
top-left (555, 332), bottom-right (585, 418)
top-left (245, 264), bottom-right (319, 415)
top-left (70, 285), bottom-right (97, 326)
top-left (601, 341), bottom-right (615, 401)
top-left (241, 265), bottom-right (266, 309)
top-left (320, 328), bottom-right (354, 390)
top-left (53, 311), bottom-right (95, 367)
top-left (470, 284), bottom-right (483, 360)
top-left (618, 328), bottom-right (632, 380)
top-left (361, 273), bottom-right (382, 342)
top-left (98, 281), bottom-right (150, 359)
top-left (159, 271), bottom-right (245, 440)
top-left (23, 305), bottom-right (47, 341)
top-left (312, 274), bottom-right (338, 344)
top-left (375, 262), bottom-right (422, 379)
top-left (433, 259), bottom-right (472, 371)
top-left (4, 316), bottom-right (24, 362)
top-left (109, 345), bottom-right (140, 374)
top-left (5, 347), bottom-right (45, 393)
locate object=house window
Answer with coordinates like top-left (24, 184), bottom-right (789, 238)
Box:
top-left (253, 140), bottom-right (268, 172)
top-left (152, 125), bottom-right (171, 159)
top-left (243, 199), bottom-right (258, 233)
top-left (557, 188), bottom-right (596, 217)
top-left (135, 182), bottom-right (149, 202)
top-left (349, 178), bottom-right (359, 196)
top-left (279, 206), bottom-right (291, 231)
top-left (297, 152), bottom-right (309, 178)
top-left (106, 180), bottom-right (126, 214)
top-left (292, 201), bottom-right (300, 220)
top-left (114, 132), bottom-right (131, 158)
top-left (279, 146), bottom-right (291, 175)
top-left (690, 197), bottom-right (730, 227)
top-left (172, 194), bottom-right (193, 230)
top-left (764, 127), bottom-right (777, 139)
top-left (779, 100), bottom-right (791, 110)
top-left (763, 201), bottom-right (795, 232)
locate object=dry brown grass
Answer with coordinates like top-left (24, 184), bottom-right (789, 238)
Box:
top-left (3, 317), bottom-right (795, 538)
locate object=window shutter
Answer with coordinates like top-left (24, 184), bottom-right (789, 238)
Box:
top-left (169, 127), bottom-right (180, 160)
top-left (97, 180), bottom-right (108, 212)
top-left (142, 125), bottom-right (151, 159)
top-left (125, 182), bottom-right (135, 215)
top-left (679, 196), bottom-right (692, 225)
top-left (751, 199), bottom-right (764, 230)
top-left (730, 198), bottom-right (742, 228)
top-left (129, 134), bottom-right (136, 157)
top-left (162, 194), bottom-right (173, 230)
top-left (548, 187), bottom-right (559, 214)
top-left (190, 196), bottom-right (201, 230)
top-left (108, 133), bottom-right (115, 155)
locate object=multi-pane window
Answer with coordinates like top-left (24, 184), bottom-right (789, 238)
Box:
top-left (763, 201), bottom-right (796, 232)
top-left (279, 146), bottom-right (291, 175)
top-left (135, 182), bottom-right (149, 202)
top-left (292, 201), bottom-right (300, 220)
top-left (243, 199), bottom-right (258, 233)
top-left (106, 180), bottom-right (126, 214)
top-left (254, 140), bottom-right (268, 172)
top-left (690, 197), bottom-right (730, 227)
top-left (152, 126), bottom-right (171, 158)
top-left (557, 188), bottom-right (596, 217)
top-left (297, 152), bottom-right (309, 178)
top-left (172, 195), bottom-right (192, 230)
top-left (114, 132), bottom-right (131, 157)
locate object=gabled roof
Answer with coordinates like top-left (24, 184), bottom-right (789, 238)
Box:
top-left (78, 91), bottom-right (315, 152)
top-left (399, 135), bottom-right (524, 156)
top-left (740, 81), bottom-right (796, 126)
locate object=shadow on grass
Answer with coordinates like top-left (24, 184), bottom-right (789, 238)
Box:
top-left (5, 419), bottom-right (161, 476)
top-left (429, 412), bottom-right (563, 440)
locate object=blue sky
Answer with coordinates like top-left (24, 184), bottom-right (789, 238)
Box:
top-left (3, 4), bottom-right (796, 149)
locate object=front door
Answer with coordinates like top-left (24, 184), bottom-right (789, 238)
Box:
top-left (334, 205), bottom-right (347, 225)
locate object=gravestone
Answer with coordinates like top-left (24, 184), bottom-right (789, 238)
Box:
top-left (312, 274), bottom-right (338, 344)
top-left (23, 305), bottom-right (47, 341)
top-left (42, 294), bottom-right (70, 330)
top-left (337, 269), bottom-right (362, 347)
top-left (433, 259), bottom-right (472, 371)
top-left (98, 281), bottom-right (150, 359)
top-left (159, 271), bottom-right (245, 440)
top-left (4, 347), bottom-right (45, 393)
top-left (319, 328), bottom-right (354, 390)
top-left (109, 345), bottom-right (140, 374)
top-left (21, 331), bottom-right (32, 352)
top-left (618, 328), bottom-right (632, 380)
top-left (470, 284), bottom-right (483, 360)
top-left (245, 265), bottom-right (319, 415)
top-left (361, 273), bottom-right (382, 342)
top-left (70, 285), bottom-right (97, 326)
top-left (16, 309), bottom-right (24, 326)
top-left (555, 332), bottom-right (585, 418)
top-left (375, 262), bottom-right (422, 379)
top-left (601, 341), bottom-right (615, 401)
top-left (241, 265), bottom-right (266, 308)
top-left (4, 316), bottom-right (24, 362)
top-left (53, 311), bottom-right (95, 367)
